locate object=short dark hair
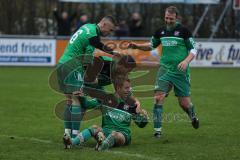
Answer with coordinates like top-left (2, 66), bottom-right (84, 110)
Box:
top-left (102, 15), bottom-right (118, 26)
top-left (165, 6), bottom-right (179, 17)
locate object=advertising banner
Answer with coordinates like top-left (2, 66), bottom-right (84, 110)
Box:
top-left (56, 39), bottom-right (240, 67)
top-left (0, 38), bottom-right (56, 66)
top-left (191, 42), bottom-right (240, 67)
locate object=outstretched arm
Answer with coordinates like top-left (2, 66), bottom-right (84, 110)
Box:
top-left (128, 28), bottom-right (162, 52)
top-left (89, 36), bottom-right (120, 56)
top-left (128, 42), bottom-right (153, 51)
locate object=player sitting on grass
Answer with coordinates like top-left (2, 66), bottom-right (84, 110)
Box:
top-left (60, 54), bottom-right (139, 144)
top-left (63, 78), bottom-right (148, 150)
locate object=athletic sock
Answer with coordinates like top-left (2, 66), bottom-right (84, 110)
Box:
top-left (64, 105), bottom-right (72, 135)
top-left (183, 104), bottom-right (196, 120)
top-left (71, 128), bottom-right (92, 145)
top-left (100, 134), bottom-right (115, 150)
top-left (71, 105), bottom-right (84, 138)
top-left (153, 104), bottom-right (163, 132)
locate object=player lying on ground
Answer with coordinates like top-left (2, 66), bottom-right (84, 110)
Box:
top-left (63, 78), bottom-right (148, 150)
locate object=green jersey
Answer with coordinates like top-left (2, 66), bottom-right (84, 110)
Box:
top-left (101, 94), bottom-right (148, 136)
top-left (101, 92), bottom-right (132, 135)
top-left (151, 23), bottom-right (196, 74)
top-left (59, 23), bottom-right (100, 64)
top-left (101, 105), bottom-right (132, 136)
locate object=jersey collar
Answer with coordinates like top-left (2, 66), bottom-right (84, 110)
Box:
top-left (166, 22), bottom-right (179, 31)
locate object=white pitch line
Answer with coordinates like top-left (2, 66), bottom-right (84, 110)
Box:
top-left (0, 134), bottom-right (163, 160)
top-left (0, 134), bottom-right (53, 144)
top-left (107, 150), bottom-right (163, 160)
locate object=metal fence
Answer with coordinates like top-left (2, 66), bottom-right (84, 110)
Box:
top-left (0, 0), bottom-right (240, 38)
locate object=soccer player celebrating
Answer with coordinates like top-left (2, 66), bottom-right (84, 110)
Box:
top-left (63, 78), bottom-right (148, 150)
top-left (57, 16), bottom-right (119, 139)
top-left (128, 6), bottom-right (199, 138)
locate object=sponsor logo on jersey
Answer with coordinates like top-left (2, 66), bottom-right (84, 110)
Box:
top-left (174, 31), bottom-right (180, 36)
top-left (162, 40), bottom-right (178, 46)
top-left (107, 110), bottom-right (131, 123)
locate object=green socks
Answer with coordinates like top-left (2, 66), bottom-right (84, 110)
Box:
top-left (71, 128), bottom-right (93, 145)
top-left (153, 104), bottom-right (163, 131)
top-left (64, 105), bottom-right (84, 138)
top-left (100, 134), bottom-right (115, 150)
top-left (184, 104), bottom-right (196, 120)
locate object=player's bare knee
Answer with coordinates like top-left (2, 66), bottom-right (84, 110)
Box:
top-left (111, 131), bottom-right (118, 137)
top-left (111, 132), bottom-right (125, 146)
top-left (92, 125), bottom-right (99, 129)
top-left (65, 94), bottom-right (72, 105)
top-left (72, 96), bottom-right (80, 105)
top-left (154, 93), bottom-right (166, 104)
top-left (179, 99), bottom-right (191, 108)
top-left (111, 131), bottom-right (122, 140)
top-left (89, 125), bottom-right (102, 136)
top-left (91, 125), bottom-right (102, 132)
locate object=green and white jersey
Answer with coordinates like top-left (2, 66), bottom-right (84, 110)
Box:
top-left (100, 92), bottom-right (148, 135)
top-left (151, 23), bottom-right (196, 74)
top-left (101, 105), bottom-right (132, 136)
top-left (59, 23), bottom-right (100, 64)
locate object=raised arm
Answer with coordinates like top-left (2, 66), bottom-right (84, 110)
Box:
top-left (89, 36), bottom-right (120, 56)
top-left (128, 42), bottom-right (153, 51)
top-left (128, 28), bottom-right (162, 51)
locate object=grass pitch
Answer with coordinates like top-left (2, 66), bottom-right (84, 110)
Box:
top-left (0, 67), bottom-right (239, 160)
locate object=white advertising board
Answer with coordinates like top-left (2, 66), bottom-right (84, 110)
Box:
top-left (191, 42), bottom-right (240, 67)
top-left (0, 38), bottom-right (56, 66)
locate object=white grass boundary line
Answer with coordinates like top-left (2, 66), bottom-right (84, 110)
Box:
top-left (0, 134), bottom-right (163, 160)
top-left (0, 134), bottom-right (53, 144)
top-left (107, 150), bottom-right (163, 160)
